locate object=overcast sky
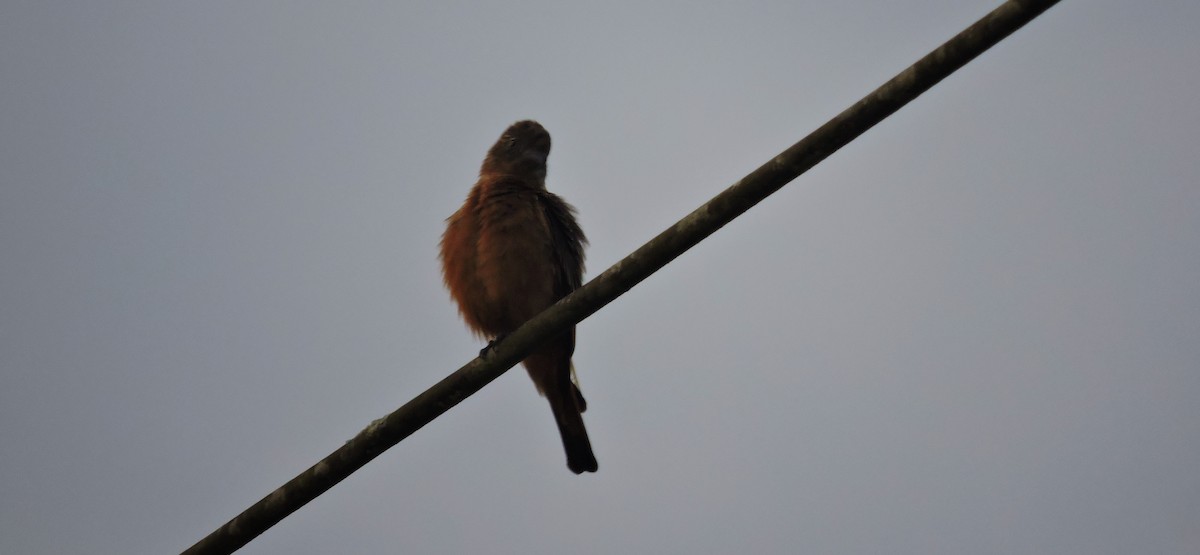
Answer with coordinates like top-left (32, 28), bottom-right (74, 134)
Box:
top-left (2, 1), bottom-right (1198, 554)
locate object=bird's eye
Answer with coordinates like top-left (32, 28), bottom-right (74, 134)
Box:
top-left (503, 135), bottom-right (516, 148)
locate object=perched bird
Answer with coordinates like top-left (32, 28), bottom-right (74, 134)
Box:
top-left (440, 120), bottom-right (597, 474)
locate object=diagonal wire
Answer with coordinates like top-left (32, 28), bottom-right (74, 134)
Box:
top-left (182, 1), bottom-right (1062, 553)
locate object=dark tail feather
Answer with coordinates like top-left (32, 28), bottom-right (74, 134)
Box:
top-left (548, 382), bottom-right (598, 474)
top-left (525, 348), bottom-right (597, 473)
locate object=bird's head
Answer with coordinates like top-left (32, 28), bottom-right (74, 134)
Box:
top-left (481, 120), bottom-right (552, 184)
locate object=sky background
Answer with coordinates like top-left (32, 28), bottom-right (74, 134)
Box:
top-left (2, 1), bottom-right (1198, 553)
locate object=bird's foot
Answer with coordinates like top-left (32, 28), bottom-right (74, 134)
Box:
top-left (480, 334), bottom-right (509, 358)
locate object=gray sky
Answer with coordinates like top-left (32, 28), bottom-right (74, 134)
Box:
top-left (2, 1), bottom-right (1198, 554)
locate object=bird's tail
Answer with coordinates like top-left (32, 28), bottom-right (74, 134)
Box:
top-left (549, 375), bottom-right (597, 474)
top-left (526, 354), bottom-right (597, 474)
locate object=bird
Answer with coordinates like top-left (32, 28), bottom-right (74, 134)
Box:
top-left (439, 120), bottom-right (598, 474)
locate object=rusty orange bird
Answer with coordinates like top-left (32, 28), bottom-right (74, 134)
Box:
top-left (440, 120), bottom-right (597, 474)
